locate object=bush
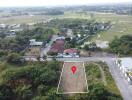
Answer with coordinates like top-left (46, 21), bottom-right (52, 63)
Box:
top-left (15, 85), bottom-right (33, 100)
top-left (6, 53), bottom-right (25, 65)
top-left (47, 52), bottom-right (58, 56)
top-left (0, 85), bottom-right (14, 100)
top-left (0, 50), bottom-right (7, 57)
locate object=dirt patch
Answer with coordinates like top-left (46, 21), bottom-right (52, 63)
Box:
top-left (57, 61), bottom-right (88, 94)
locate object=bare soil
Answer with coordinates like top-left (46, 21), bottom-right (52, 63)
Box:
top-left (58, 62), bottom-right (88, 93)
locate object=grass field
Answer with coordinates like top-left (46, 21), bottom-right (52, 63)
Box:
top-left (57, 61), bottom-right (88, 94)
top-left (92, 13), bottom-right (132, 41)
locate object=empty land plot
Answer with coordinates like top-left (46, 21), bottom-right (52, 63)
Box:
top-left (57, 61), bottom-right (88, 94)
top-left (25, 47), bottom-right (40, 56)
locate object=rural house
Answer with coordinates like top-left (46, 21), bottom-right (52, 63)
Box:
top-left (49, 40), bottom-right (65, 54)
top-left (29, 39), bottom-right (43, 46)
top-left (57, 48), bottom-right (79, 58)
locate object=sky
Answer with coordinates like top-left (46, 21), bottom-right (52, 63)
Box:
top-left (0, 0), bottom-right (132, 7)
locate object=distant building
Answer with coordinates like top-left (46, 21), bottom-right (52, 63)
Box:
top-left (116, 58), bottom-right (132, 84)
top-left (49, 40), bottom-right (65, 54)
top-left (0, 24), bottom-right (6, 29)
top-left (55, 36), bottom-right (65, 40)
top-left (57, 48), bottom-right (79, 58)
top-left (77, 34), bottom-right (81, 38)
top-left (29, 39), bottom-right (43, 46)
top-left (64, 48), bottom-right (78, 55)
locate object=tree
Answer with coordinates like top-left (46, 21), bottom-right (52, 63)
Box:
top-left (0, 85), bottom-right (14, 100)
top-left (37, 84), bottom-right (49, 95)
top-left (109, 35), bottom-right (132, 55)
top-left (15, 85), bottom-right (33, 100)
top-left (84, 44), bottom-right (90, 50)
top-left (89, 84), bottom-right (108, 100)
top-left (47, 52), bottom-right (58, 56)
top-left (6, 53), bottom-right (25, 65)
top-left (46, 88), bottom-right (63, 100)
top-left (32, 96), bottom-right (48, 100)
top-left (65, 37), bottom-right (71, 41)
top-left (0, 50), bottom-right (7, 57)
top-left (84, 42), bottom-right (97, 51)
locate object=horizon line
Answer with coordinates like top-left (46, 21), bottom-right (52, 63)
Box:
top-left (0, 2), bottom-right (132, 8)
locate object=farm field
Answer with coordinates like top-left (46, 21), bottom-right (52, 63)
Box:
top-left (59, 12), bottom-right (132, 41)
top-left (92, 13), bottom-right (132, 41)
top-left (57, 61), bottom-right (88, 94)
top-left (0, 15), bottom-right (51, 24)
top-left (0, 11), bottom-right (132, 41)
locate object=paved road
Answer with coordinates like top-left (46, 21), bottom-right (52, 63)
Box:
top-left (106, 59), bottom-right (132, 100)
top-left (56, 57), bottom-right (132, 100)
top-left (40, 35), bottom-right (58, 57)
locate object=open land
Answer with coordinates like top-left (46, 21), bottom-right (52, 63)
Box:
top-left (57, 61), bottom-right (88, 94)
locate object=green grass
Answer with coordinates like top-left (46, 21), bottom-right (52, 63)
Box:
top-left (85, 62), bottom-right (121, 96)
top-left (92, 14), bottom-right (132, 41)
top-left (96, 62), bottom-right (121, 95)
top-left (85, 63), bottom-right (102, 84)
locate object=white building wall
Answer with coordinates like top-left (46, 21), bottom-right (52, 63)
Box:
top-left (116, 58), bottom-right (132, 84)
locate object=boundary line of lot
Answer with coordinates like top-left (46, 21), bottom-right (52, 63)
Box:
top-left (56, 62), bottom-right (65, 94)
top-left (83, 62), bottom-right (89, 93)
top-left (56, 61), bottom-right (89, 94)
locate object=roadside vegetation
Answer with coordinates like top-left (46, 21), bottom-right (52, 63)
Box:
top-left (96, 62), bottom-right (121, 95)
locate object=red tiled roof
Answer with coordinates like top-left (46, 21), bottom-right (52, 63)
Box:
top-left (64, 48), bottom-right (77, 54)
top-left (50, 40), bottom-right (65, 53)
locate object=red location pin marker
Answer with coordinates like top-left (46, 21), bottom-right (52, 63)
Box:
top-left (71, 66), bottom-right (77, 74)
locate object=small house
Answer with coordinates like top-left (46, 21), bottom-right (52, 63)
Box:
top-left (49, 40), bottom-right (65, 54)
top-left (55, 36), bottom-right (65, 40)
top-left (62, 48), bottom-right (79, 58)
top-left (29, 39), bottom-right (43, 46)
